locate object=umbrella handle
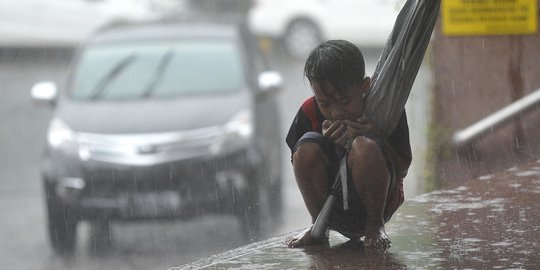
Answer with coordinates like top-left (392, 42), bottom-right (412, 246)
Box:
top-left (311, 193), bottom-right (337, 239)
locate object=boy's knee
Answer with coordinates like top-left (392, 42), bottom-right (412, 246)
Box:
top-left (293, 143), bottom-right (327, 169)
top-left (348, 136), bottom-right (391, 189)
top-left (348, 136), bottom-right (386, 168)
top-left (350, 136), bottom-right (380, 158)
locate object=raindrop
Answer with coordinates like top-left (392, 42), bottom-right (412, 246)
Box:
top-left (515, 170), bottom-right (538, 177)
top-left (508, 183), bottom-right (521, 189)
top-left (478, 174), bottom-right (493, 181)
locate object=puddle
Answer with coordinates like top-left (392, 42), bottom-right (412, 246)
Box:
top-left (515, 170), bottom-right (539, 177)
top-left (478, 174), bottom-right (494, 180)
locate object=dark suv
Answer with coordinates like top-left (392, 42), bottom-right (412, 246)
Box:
top-left (31, 20), bottom-right (283, 254)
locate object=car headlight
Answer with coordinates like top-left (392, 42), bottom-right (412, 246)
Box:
top-left (210, 110), bottom-right (254, 156)
top-left (47, 118), bottom-right (78, 152)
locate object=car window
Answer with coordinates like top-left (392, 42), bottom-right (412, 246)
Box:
top-left (69, 39), bottom-right (246, 100)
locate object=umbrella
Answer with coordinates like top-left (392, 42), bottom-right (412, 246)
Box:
top-left (365, 0), bottom-right (441, 137)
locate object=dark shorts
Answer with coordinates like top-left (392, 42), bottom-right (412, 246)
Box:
top-left (293, 132), bottom-right (405, 238)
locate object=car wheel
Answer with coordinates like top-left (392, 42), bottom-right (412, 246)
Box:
top-left (45, 185), bottom-right (78, 254)
top-left (269, 177), bottom-right (283, 225)
top-left (89, 218), bottom-right (113, 255)
top-left (283, 19), bottom-right (322, 60)
top-left (235, 173), bottom-right (271, 242)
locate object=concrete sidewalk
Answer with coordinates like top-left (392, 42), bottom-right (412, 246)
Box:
top-left (173, 160), bottom-right (540, 269)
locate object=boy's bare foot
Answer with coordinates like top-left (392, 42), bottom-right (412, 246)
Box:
top-left (285, 226), bottom-right (328, 248)
top-left (363, 225), bottom-right (391, 250)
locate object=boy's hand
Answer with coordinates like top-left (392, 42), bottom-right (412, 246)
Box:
top-left (345, 117), bottom-right (380, 140)
top-left (322, 120), bottom-right (348, 147)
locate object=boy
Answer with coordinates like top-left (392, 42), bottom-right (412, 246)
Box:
top-left (285, 0), bottom-right (440, 250)
top-left (285, 40), bottom-right (411, 249)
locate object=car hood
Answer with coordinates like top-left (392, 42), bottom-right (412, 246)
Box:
top-left (55, 91), bottom-right (252, 134)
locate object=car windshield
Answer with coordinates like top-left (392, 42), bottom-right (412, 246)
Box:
top-left (69, 39), bottom-right (245, 100)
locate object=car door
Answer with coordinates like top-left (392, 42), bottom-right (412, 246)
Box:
top-left (321, 0), bottom-right (399, 46)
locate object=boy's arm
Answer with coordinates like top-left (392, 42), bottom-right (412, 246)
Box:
top-left (285, 106), bottom-right (314, 159)
top-left (363, 0), bottom-right (441, 137)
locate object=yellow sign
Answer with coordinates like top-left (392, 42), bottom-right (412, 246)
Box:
top-left (442, 0), bottom-right (538, 36)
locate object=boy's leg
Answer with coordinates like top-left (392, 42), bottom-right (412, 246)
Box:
top-left (348, 136), bottom-right (392, 249)
top-left (293, 142), bottom-right (329, 221)
top-left (286, 133), bottom-right (334, 248)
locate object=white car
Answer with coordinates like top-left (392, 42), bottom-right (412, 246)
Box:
top-left (248, 0), bottom-right (403, 59)
top-left (0, 0), bottom-right (183, 47)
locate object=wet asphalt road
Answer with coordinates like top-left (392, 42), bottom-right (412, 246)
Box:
top-left (0, 44), bottom-right (430, 269)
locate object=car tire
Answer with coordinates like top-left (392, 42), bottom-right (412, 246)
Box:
top-left (89, 218), bottom-right (113, 255)
top-left (269, 177), bottom-right (283, 225)
top-left (235, 173), bottom-right (271, 242)
top-left (45, 184), bottom-right (78, 255)
top-left (283, 19), bottom-right (322, 60)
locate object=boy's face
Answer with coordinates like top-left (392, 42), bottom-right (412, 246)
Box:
top-left (312, 78), bottom-right (370, 121)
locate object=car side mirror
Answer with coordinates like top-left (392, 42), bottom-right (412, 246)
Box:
top-left (31, 81), bottom-right (58, 106)
top-left (258, 71), bottom-right (283, 95)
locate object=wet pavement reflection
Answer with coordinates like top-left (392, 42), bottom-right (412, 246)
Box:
top-left (175, 160), bottom-right (540, 269)
top-left (302, 242), bottom-right (407, 270)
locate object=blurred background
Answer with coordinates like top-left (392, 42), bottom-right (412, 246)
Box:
top-left (1, 0), bottom-right (539, 269)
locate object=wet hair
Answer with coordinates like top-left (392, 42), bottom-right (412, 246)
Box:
top-left (304, 40), bottom-right (365, 96)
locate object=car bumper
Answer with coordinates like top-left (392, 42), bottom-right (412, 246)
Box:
top-left (42, 148), bottom-right (262, 220)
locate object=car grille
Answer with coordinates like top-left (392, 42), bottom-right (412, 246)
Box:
top-left (79, 150), bottom-right (250, 199)
top-left (76, 126), bottom-right (223, 166)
